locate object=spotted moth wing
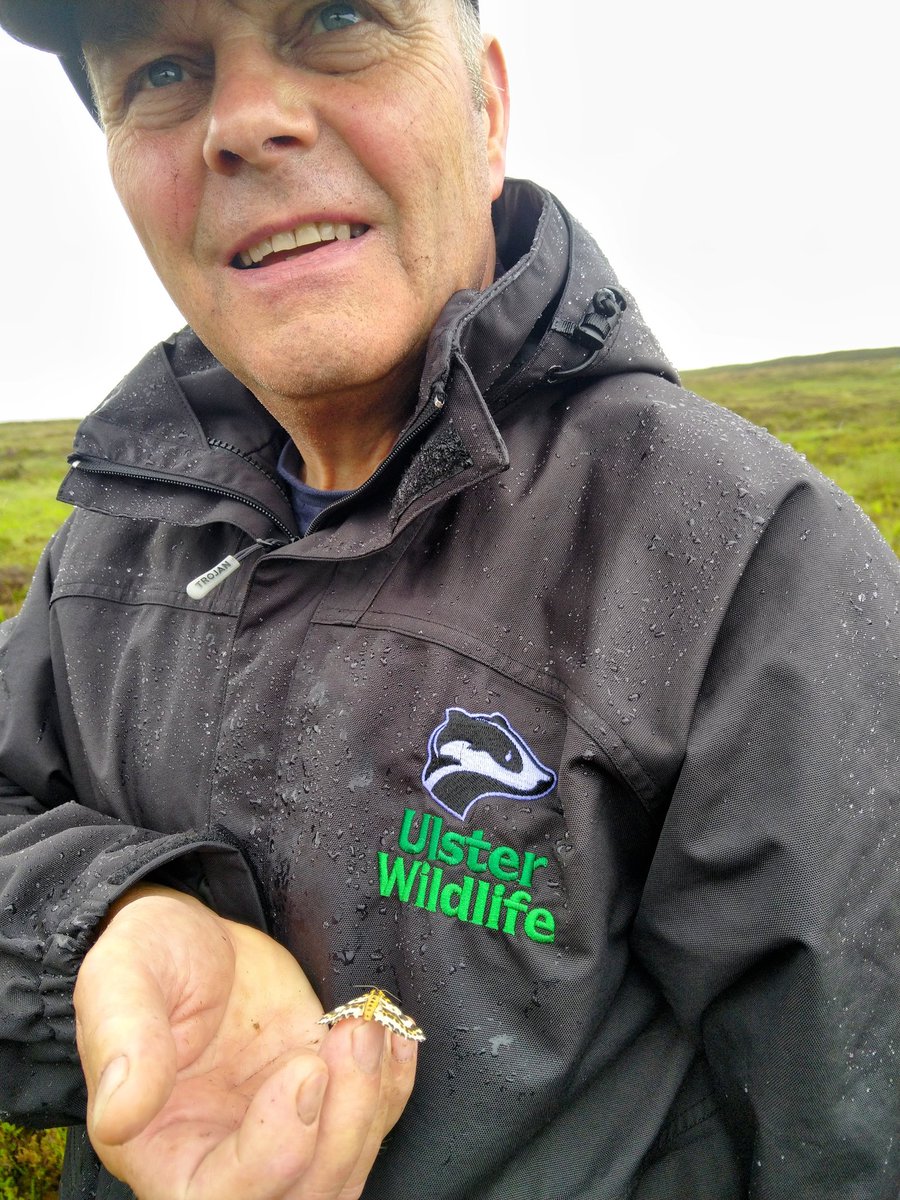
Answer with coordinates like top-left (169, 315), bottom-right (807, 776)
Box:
top-left (370, 996), bottom-right (426, 1042)
top-left (318, 988), bottom-right (426, 1043)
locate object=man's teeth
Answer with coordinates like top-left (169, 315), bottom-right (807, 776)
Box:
top-left (238, 221), bottom-right (367, 267)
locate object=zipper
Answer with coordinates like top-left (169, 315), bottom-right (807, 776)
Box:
top-left (304, 381), bottom-right (446, 536)
top-left (185, 539), bottom-right (284, 600)
top-left (68, 455), bottom-right (295, 599)
top-left (206, 437), bottom-right (288, 493)
top-left (68, 455), bottom-right (296, 540)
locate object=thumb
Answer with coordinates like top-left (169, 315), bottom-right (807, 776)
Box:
top-left (75, 941), bottom-right (178, 1146)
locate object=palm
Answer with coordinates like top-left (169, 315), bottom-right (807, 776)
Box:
top-left (105, 1000), bottom-right (325, 1180)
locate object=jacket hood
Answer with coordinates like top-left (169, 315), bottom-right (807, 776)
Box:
top-left (60, 179), bottom-right (677, 541)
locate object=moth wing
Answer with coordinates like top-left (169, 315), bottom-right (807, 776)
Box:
top-left (318, 998), bottom-right (367, 1027)
top-left (372, 997), bottom-right (427, 1042)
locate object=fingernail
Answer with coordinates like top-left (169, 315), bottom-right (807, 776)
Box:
top-left (94, 1056), bottom-right (129, 1126)
top-left (297, 1070), bottom-right (328, 1125)
top-left (391, 1031), bottom-right (416, 1063)
top-left (352, 1020), bottom-right (384, 1074)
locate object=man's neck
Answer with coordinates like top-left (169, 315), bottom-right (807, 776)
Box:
top-left (257, 364), bottom-right (421, 492)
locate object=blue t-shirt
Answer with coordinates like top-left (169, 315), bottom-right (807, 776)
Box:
top-left (276, 440), bottom-right (352, 535)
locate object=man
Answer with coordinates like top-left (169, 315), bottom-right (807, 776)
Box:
top-left (0, 2), bottom-right (896, 1199)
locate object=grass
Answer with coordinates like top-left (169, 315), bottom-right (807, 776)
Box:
top-left (0, 1124), bottom-right (64, 1199)
top-left (0, 421), bottom-right (78, 621)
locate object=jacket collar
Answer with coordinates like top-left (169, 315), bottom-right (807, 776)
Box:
top-left (421, 179), bottom-right (677, 413)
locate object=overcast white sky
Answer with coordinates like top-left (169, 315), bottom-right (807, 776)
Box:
top-left (1, 0), bottom-right (897, 421)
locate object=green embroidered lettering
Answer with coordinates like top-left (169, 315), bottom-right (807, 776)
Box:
top-left (398, 808), bottom-right (429, 854)
top-left (466, 830), bottom-right (492, 872)
top-left (524, 907), bottom-right (555, 943)
top-left (378, 852), bottom-right (420, 902)
top-left (520, 852), bottom-right (549, 887)
top-left (385, 812), bottom-right (559, 947)
top-left (488, 845), bottom-right (521, 882)
top-left (437, 829), bottom-right (466, 867)
top-left (414, 862), bottom-right (431, 907)
top-left (425, 865), bottom-right (443, 912)
top-left (471, 878), bottom-right (491, 925)
top-left (439, 875), bottom-right (474, 920)
top-left (501, 889), bottom-right (532, 935)
top-left (485, 883), bottom-right (506, 930)
top-left (426, 814), bottom-right (444, 861)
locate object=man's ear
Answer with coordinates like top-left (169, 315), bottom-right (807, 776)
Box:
top-left (481, 36), bottom-right (510, 201)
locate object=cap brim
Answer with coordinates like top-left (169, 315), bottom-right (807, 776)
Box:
top-left (0, 0), bottom-right (79, 54)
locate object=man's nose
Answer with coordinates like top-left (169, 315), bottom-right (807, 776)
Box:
top-left (202, 42), bottom-right (318, 174)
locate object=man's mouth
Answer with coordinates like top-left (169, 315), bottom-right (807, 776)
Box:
top-left (233, 221), bottom-right (369, 269)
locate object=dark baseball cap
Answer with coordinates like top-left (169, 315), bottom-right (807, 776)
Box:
top-left (0, 1), bottom-right (78, 55)
top-left (0, 0), bottom-right (480, 118)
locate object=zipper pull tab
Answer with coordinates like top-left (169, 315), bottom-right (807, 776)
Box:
top-left (186, 539), bottom-right (282, 600)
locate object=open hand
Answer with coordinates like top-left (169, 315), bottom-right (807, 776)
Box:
top-left (74, 885), bottom-right (417, 1200)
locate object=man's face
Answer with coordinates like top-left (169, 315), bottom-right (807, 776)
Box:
top-left (85, 0), bottom-right (508, 410)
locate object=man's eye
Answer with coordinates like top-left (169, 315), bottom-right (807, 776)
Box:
top-left (312, 3), bottom-right (364, 33)
top-left (144, 59), bottom-right (185, 89)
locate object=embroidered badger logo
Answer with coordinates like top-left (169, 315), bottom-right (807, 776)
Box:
top-left (422, 708), bottom-right (557, 822)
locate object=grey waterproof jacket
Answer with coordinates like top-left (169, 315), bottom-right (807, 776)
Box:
top-left (0, 181), bottom-right (897, 1200)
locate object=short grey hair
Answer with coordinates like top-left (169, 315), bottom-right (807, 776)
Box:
top-left (454, 0), bottom-right (486, 107)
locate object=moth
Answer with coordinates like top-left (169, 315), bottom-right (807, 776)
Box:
top-left (318, 987), bottom-right (426, 1043)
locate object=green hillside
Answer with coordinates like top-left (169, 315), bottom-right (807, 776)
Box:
top-left (1, 348), bottom-right (898, 620)
top-left (0, 420), bottom-right (79, 620)
top-left (682, 347), bottom-right (900, 556)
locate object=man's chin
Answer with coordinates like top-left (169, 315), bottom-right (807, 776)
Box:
top-left (213, 344), bottom-right (417, 416)
top-left (223, 360), bottom-right (353, 409)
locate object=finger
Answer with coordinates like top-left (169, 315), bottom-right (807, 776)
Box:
top-left (335, 1031), bottom-right (419, 1200)
top-left (286, 1018), bottom-right (388, 1200)
top-left (380, 1030), bottom-right (419, 1135)
top-left (177, 1056), bottom-right (329, 1200)
top-left (75, 942), bottom-right (178, 1145)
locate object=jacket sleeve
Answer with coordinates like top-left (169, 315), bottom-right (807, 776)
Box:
top-left (632, 481), bottom-right (899, 1199)
top-left (0, 535), bottom-right (267, 1128)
